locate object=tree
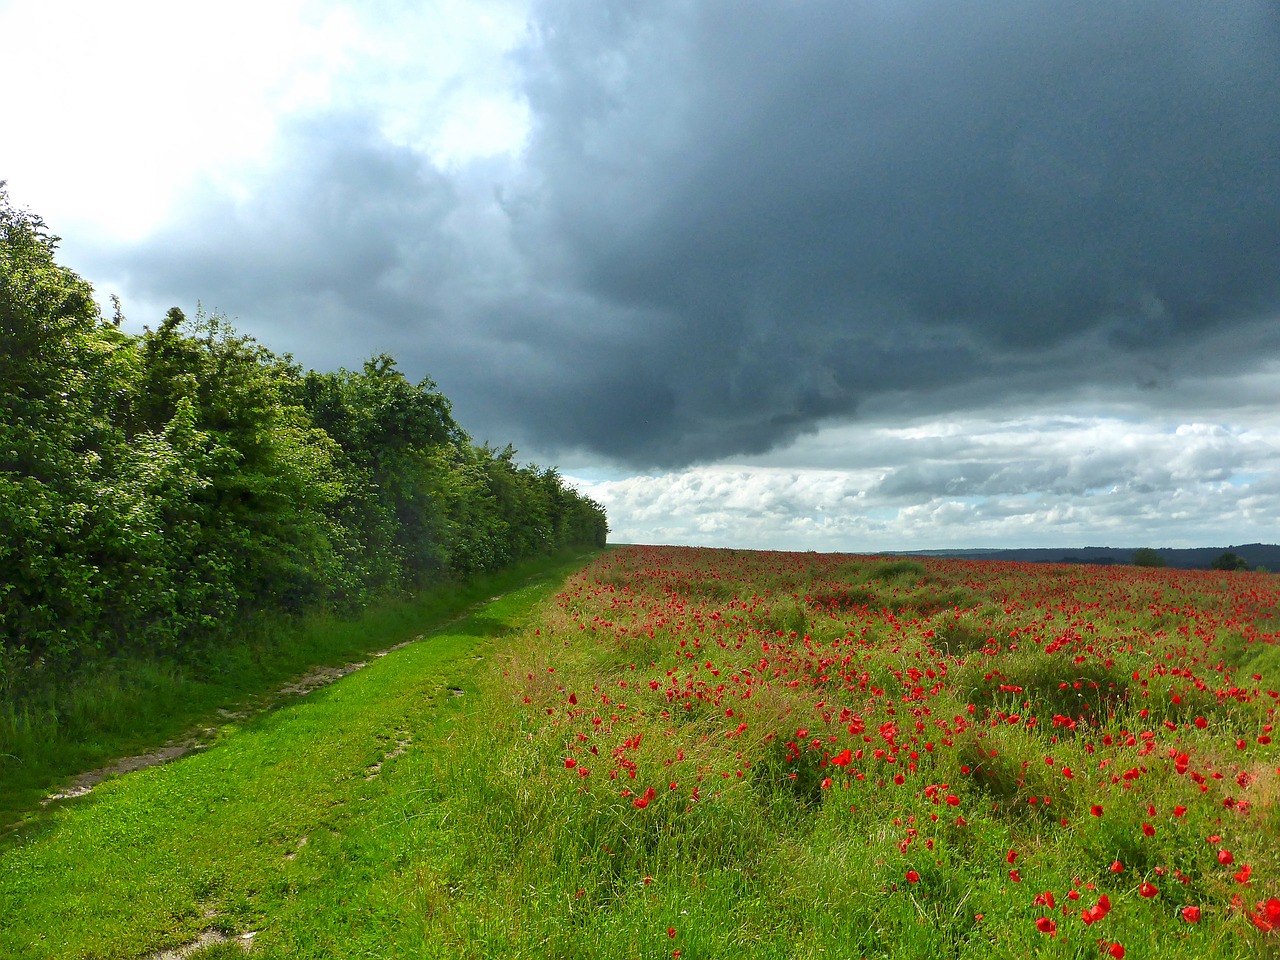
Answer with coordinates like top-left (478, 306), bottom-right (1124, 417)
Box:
top-left (1210, 551), bottom-right (1249, 572)
top-left (2, 185), bottom-right (611, 681)
top-left (1131, 548), bottom-right (1166, 568)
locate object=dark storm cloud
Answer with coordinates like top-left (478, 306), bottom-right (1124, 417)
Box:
top-left (96, 1), bottom-right (1280, 467)
top-left (503, 0), bottom-right (1280, 463)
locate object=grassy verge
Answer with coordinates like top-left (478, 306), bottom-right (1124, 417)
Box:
top-left (0, 567), bottom-right (586, 959)
top-left (0, 548), bottom-right (601, 829)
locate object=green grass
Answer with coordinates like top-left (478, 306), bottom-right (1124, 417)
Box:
top-left (3, 546), bottom-right (1277, 959)
top-left (0, 548), bottom-right (599, 829)
top-left (0, 566), bottom-right (589, 959)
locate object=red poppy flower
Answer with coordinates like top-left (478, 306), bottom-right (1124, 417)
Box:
top-left (1108, 942), bottom-right (1125, 959)
top-left (906, 870), bottom-right (920, 883)
top-left (1181, 905), bottom-right (1201, 923)
top-left (1139, 882), bottom-right (1158, 898)
top-left (1035, 917), bottom-right (1056, 936)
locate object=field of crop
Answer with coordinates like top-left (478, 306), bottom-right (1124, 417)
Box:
top-left (437, 545), bottom-right (1279, 958)
top-left (5, 545), bottom-right (1278, 959)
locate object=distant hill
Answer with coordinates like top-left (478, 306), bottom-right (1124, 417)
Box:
top-left (885, 543), bottom-right (1280, 571)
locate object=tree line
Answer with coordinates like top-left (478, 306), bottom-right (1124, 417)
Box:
top-left (0, 185), bottom-right (608, 684)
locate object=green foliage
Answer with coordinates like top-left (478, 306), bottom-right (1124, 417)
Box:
top-left (1210, 551), bottom-right (1249, 571)
top-left (1131, 547), bottom-right (1166, 567)
top-left (0, 188), bottom-right (609, 706)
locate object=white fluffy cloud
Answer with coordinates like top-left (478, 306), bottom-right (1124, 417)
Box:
top-left (571, 413), bottom-right (1280, 550)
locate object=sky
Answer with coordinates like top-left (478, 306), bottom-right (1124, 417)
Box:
top-left (3, 0), bottom-right (1280, 552)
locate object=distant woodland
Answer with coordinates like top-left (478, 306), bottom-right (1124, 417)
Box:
top-left (0, 185), bottom-right (608, 681)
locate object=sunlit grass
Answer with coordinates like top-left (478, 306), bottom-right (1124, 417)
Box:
top-left (0, 549), bottom-right (597, 828)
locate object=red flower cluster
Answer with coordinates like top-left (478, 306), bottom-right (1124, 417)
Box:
top-left (537, 546), bottom-right (1280, 951)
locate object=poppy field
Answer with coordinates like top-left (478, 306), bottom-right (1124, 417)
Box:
top-left (435, 545), bottom-right (1280, 958)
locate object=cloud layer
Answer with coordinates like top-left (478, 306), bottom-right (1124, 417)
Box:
top-left (573, 412), bottom-right (1280, 550)
top-left (71, 0), bottom-right (1280, 471)
top-left (15, 0), bottom-right (1270, 556)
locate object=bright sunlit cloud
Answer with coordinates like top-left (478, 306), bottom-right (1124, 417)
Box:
top-left (0, 0), bottom-right (530, 238)
top-left (569, 414), bottom-right (1280, 551)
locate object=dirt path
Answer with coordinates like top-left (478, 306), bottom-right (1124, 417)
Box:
top-left (36, 579), bottom-right (529, 809)
top-left (39, 610), bottom-right (492, 806)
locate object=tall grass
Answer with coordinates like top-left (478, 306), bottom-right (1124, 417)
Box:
top-left (2, 546), bottom-right (1275, 959)
top-left (392, 546), bottom-right (1280, 958)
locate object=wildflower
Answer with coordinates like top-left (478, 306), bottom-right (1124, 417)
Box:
top-left (1083, 894), bottom-right (1113, 926)
top-left (1035, 917), bottom-right (1056, 936)
top-left (1091, 805), bottom-right (1104, 817)
top-left (1249, 898), bottom-right (1280, 932)
top-left (1139, 882), bottom-right (1158, 898)
top-left (1181, 905), bottom-right (1201, 923)
top-left (1108, 942), bottom-right (1125, 959)
top-left (906, 870), bottom-right (920, 883)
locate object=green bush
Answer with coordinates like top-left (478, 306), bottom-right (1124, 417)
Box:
top-left (0, 185), bottom-right (609, 692)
